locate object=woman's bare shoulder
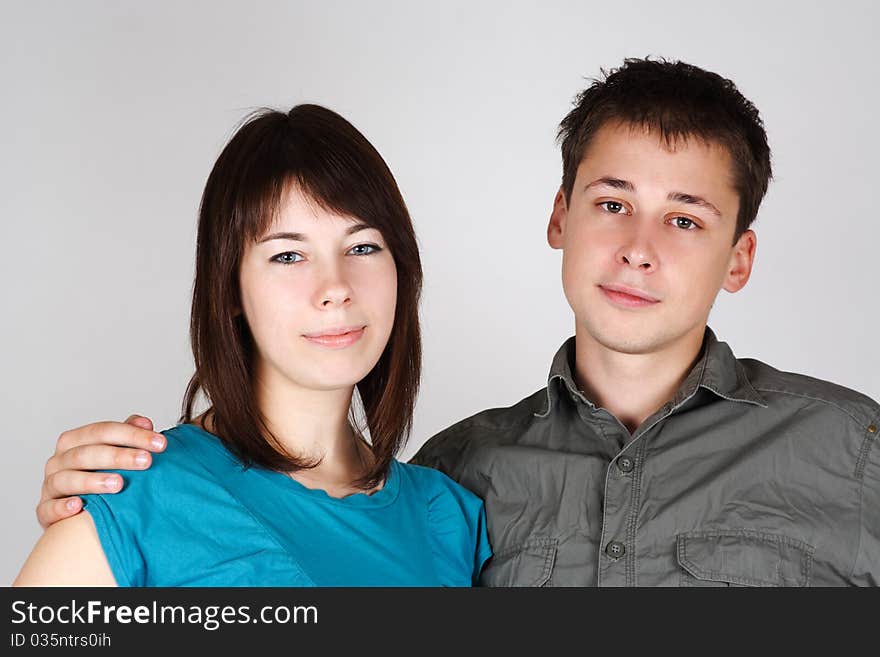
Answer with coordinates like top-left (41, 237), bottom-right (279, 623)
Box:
top-left (13, 511), bottom-right (116, 586)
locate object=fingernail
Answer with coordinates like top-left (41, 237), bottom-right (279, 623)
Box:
top-left (66, 499), bottom-right (80, 511)
top-left (151, 435), bottom-right (166, 450)
top-left (135, 452), bottom-right (149, 466)
top-left (104, 476), bottom-right (121, 491)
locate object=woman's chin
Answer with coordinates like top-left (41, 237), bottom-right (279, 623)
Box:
top-left (299, 364), bottom-right (381, 393)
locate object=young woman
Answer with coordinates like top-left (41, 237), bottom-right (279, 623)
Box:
top-left (15, 105), bottom-right (491, 586)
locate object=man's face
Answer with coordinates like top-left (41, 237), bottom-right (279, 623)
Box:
top-left (548, 120), bottom-right (756, 356)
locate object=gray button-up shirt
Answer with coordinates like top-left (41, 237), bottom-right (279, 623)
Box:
top-left (411, 328), bottom-right (880, 586)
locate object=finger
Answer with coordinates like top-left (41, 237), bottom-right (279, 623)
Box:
top-left (43, 469), bottom-right (123, 502)
top-left (125, 414), bottom-right (154, 432)
top-left (46, 444), bottom-right (154, 478)
top-left (55, 420), bottom-right (166, 456)
top-left (36, 496), bottom-right (83, 530)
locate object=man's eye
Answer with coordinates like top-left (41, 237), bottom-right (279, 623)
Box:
top-left (271, 251), bottom-right (303, 264)
top-left (599, 201), bottom-right (627, 214)
top-left (348, 243), bottom-right (382, 256)
top-left (670, 217), bottom-right (699, 230)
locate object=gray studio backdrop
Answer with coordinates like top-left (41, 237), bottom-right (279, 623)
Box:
top-left (2, 1), bottom-right (878, 583)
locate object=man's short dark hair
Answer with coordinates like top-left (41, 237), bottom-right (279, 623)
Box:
top-left (558, 57), bottom-right (772, 241)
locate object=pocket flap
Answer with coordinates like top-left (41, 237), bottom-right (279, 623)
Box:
top-left (480, 536), bottom-right (557, 587)
top-left (676, 530), bottom-right (814, 587)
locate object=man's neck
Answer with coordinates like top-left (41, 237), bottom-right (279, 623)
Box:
top-left (573, 324), bottom-right (706, 435)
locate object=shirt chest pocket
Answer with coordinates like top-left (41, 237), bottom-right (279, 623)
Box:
top-left (676, 530), bottom-right (815, 587)
top-left (479, 537), bottom-right (558, 587)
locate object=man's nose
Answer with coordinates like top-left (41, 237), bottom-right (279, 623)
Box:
top-left (615, 233), bottom-right (658, 272)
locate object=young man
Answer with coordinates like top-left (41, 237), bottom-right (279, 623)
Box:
top-left (34, 59), bottom-right (879, 586)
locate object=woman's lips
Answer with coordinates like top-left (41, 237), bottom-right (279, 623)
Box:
top-left (599, 285), bottom-right (660, 308)
top-left (303, 326), bottom-right (366, 348)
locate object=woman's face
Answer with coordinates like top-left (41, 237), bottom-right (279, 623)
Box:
top-left (238, 187), bottom-right (398, 394)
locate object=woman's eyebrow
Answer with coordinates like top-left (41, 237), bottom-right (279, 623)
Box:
top-left (345, 222), bottom-right (373, 235)
top-left (259, 231), bottom-right (306, 243)
top-left (258, 223), bottom-right (374, 243)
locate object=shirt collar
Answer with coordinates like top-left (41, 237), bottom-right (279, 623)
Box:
top-left (536, 326), bottom-right (767, 418)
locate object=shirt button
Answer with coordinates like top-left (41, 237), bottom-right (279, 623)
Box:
top-left (617, 456), bottom-right (634, 473)
top-left (605, 540), bottom-right (626, 559)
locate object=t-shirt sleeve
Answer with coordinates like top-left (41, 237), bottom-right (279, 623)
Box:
top-left (426, 472), bottom-right (493, 586)
top-left (82, 483), bottom-right (147, 587)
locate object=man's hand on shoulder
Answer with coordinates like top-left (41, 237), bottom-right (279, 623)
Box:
top-left (37, 414), bottom-right (166, 529)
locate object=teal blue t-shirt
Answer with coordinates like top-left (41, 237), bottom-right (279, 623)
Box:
top-left (82, 424), bottom-right (491, 586)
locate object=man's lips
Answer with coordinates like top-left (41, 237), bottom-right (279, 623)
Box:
top-left (302, 326), bottom-right (366, 348)
top-left (598, 284), bottom-right (661, 308)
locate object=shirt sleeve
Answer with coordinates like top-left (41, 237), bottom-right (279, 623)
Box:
top-left (853, 420), bottom-right (880, 585)
top-left (427, 472), bottom-right (493, 586)
top-left (409, 431), bottom-right (451, 471)
top-left (409, 423), bottom-right (470, 479)
top-left (82, 484), bottom-right (147, 587)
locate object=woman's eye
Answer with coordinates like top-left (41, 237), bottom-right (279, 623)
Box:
top-left (348, 243), bottom-right (382, 256)
top-left (599, 201), bottom-right (627, 214)
top-left (271, 251), bottom-right (303, 264)
top-left (670, 217), bottom-right (699, 230)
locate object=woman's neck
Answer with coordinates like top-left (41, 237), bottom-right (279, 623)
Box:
top-left (252, 367), bottom-right (377, 496)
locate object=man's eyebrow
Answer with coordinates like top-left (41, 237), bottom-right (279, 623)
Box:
top-left (584, 177), bottom-right (635, 192)
top-left (257, 223), bottom-right (374, 243)
top-left (583, 178), bottom-right (723, 219)
top-left (668, 192), bottom-right (722, 218)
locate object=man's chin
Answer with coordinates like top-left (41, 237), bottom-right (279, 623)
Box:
top-left (597, 336), bottom-right (664, 356)
top-left (579, 323), bottom-right (678, 356)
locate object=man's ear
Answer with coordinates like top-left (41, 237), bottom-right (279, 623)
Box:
top-left (547, 187), bottom-right (568, 249)
top-left (722, 229), bottom-right (757, 293)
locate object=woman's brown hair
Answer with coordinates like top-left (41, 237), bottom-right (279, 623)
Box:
top-left (181, 104), bottom-right (422, 489)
